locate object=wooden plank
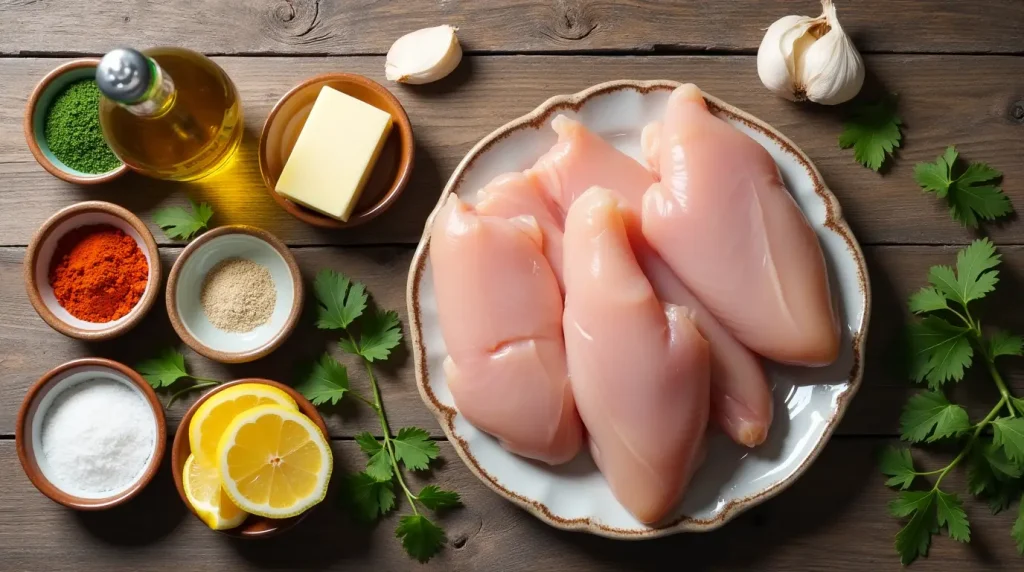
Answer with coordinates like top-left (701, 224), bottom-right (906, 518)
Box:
top-left (2, 55), bottom-right (1023, 247)
top-left (3, 244), bottom-right (1024, 437)
top-left (1, 0), bottom-right (1022, 56)
top-left (1, 438), bottom-right (1020, 571)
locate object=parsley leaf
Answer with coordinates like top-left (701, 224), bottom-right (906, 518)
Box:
top-left (935, 491), bottom-right (971, 542)
top-left (152, 199), bottom-right (213, 241)
top-left (890, 490), bottom-right (936, 565)
top-left (135, 348), bottom-right (189, 388)
top-left (295, 353), bottom-right (349, 406)
top-left (314, 269), bottom-right (367, 330)
top-left (355, 432), bottom-right (381, 455)
top-left (417, 485), bottom-right (462, 511)
top-left (967, 446), bottom-right (998, 497)
top-left (354, 432), bottom-right (393, 482)
top-left (900, 391), bottom-right (970, 443)
top-left (908, 287), bottom-right (949, 314)
top-left (1012, 496), bottom-right (1024, 553)
top-left (343, 472), bottom-right (396, 522)
top-left (914, 146), bottom-right (1012, 227)
top-left (395, 514), bottom-right (446, 563)
top-left (989, 330), bottom-right (1024, 359)
top-left (392, 427), bottom-right (440, 471)
top-left (908, 316), bottom-right (973, 389)
top-left (880, 447), bottom-right (918, 490)
top-left (838, 95), bottom-right (902, 172)
top-left (992, 418), bottom-right (1024, 464)
top-left (356, 309), bottom-right (403, 362)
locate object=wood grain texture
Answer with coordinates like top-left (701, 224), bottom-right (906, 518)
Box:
top-left (2, 55), bottom-right (1023, 247)
top-left (3, 244), bottom-right (1024, 438)
top-left (1, 439), bottom-right (1021, 571)
top-left (1, 0), bottom-right (1022, 56)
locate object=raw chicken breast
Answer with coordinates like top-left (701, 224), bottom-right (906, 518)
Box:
top-left (643, 84), bottom-right (840, 366)
top-left (430, 195), bottom-right (583, 464)
top-left (562, 187), bottom-right (710, 524)
top-left (527, 116), bottom-right (773, 447)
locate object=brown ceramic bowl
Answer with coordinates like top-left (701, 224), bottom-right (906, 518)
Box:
top-left (166, 225), bottom-right (303, 364)
top-left (258, 73), bottom-right (414, 229)
top-left (24, 58), bottom-right (128, 184)
top-left (171, 378), bottom-right (330, 538)
top-left (16, 358), bottom-right (167, 510)
top-left (24, 201), bottom-right (162, 341)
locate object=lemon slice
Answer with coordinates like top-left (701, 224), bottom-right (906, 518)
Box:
top-left (182, 454), bottom-right (248, 530)
top-left (189, 383), bottom-right (298, 466)
top-left (217, 404), bottom-right (332, 518)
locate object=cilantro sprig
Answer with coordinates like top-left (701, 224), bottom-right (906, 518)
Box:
top-left (839, 95), bottom-right (902, 172)
top-left (152, 198), bottom-right (214, 241)
top-left (298, 269), bottom-right (461, 563)
top-left (135, 348), bottom-right (222, 407)
top-left (883, 239), bottom-right (1024, 564)
top-left (914, 146), bottom-right (1013, 228)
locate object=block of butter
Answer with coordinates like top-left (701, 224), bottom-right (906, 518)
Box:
top-left (275, 86), bottom-right (394, 222)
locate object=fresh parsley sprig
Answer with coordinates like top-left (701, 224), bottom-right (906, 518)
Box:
top-left (839, 94), bottom-right (902, 172)
top-left (882, 238), bottom-right (1024, 564)
top-left (135, 348), bottom-right (222, 407)
top-left (914, 146), bottom-right (1013, 228)
top-left (153, 198), bottom-right (214, 241)
top-left (297, 269), bottom-right (461, 563)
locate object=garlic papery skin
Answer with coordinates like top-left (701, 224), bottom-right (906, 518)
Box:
top-left (756, 0), bottom-right (864, 105)
top-left (385, 25), bottom-right (462, 85)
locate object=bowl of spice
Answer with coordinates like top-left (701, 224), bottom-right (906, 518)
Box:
top-left (24, 201), bottom-right (161, 340)
top-left (167, 225), bottom-right (303, 363)
top-left (24, 58), bottom-right (127, 184)
top-left (16, 358), bottom-right (166, 510)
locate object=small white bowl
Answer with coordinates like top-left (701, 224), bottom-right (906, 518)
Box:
top-left (166, 225), bottom-right (303, 364)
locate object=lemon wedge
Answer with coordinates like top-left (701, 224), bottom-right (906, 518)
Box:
top-left (182, 454), bottom-right (248, 530)
top-left (189, 383), bottom-right (298, 466)
top-left (217, 404), bottom-right (332, 518)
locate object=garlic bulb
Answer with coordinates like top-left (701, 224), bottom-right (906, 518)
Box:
top-left (756, 0), bottom-right (864, 105)
top-left (385, 25), bottom-right (462, 85)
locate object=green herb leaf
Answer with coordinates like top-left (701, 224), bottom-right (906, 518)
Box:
top-left (880, 447), bottom-right (918, 490)
top-left (417, 485), bottom-right (462, 511)
top-left (890, 490), bottom-right (936, 565)
top-left (357, 309), bottom-right (403, 362)
top-left (914, 146), bottom-right (1012, 227)
top-left (314, 270), bottom-right (368, 330)
top-left (135, 348), bottom-right (190, 388)
top-left (354, 432), bottom-right (393, 482)
top-left (838, 95), bottom-right (902, 172)
top-left (983, 441), bottom-right (1024, 480)
top-left (908, 287), bottom-right (949, 314)
top-left (908, 316), bottom-right (973, 388)
top-left (392, 427), bottom-right (440, 471)
top-left (953, 238), bottom-right (1001, 304)
top-left (967, 446), bottom-right (997, 497)
top-left (395, 514), bottom-right (446, 563)
top-left (355, 432), bottom-right (381, 455)
top-left (992, 417), bottom-right (1024, 464)
top-left (295, 353), bottom-right (349, 406)
top-left (899, 391), bottom-right (971, 443)
top-left (935, 491), bottom-right (971, 542)
top-left (1012, 496), bottom-right (1024, 554)
top-left (989, 330), bottom-right (1024, 359)
top-left (343, 472), bottom-right (396, 522)
top-left (152, 199), bottom-right (213, 241)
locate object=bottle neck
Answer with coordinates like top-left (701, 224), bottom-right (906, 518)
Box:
top-left (119, 60), bottom-right (176, 117)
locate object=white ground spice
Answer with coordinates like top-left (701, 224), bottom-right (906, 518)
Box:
top-left (40, 379), bottom-right (156, 495)
top-left (200, 257), bottom-right (276, 332)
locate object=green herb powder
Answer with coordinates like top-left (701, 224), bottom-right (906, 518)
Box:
top-left (44, 79), bottom-right (122, 174)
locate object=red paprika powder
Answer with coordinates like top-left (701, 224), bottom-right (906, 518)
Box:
top-left (48, 224), bottom-right (149, 322)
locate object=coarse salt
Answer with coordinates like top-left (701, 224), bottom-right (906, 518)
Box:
top-left (40, 378), bottom-right (156, 496)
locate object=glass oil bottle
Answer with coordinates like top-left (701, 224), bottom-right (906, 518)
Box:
top-left (95, 47), bottom-right (243, 181)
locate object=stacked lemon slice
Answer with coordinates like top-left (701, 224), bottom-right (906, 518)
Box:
top-left (182, 384), bottom-right (332, 529)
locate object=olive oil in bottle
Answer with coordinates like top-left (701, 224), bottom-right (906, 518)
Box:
top-left (96, 47), bottom-right (243, 181)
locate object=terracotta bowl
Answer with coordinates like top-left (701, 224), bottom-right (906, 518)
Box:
top-left (171, 378), bottom-right (330, 538)
top-left (16, 358), bottom-right (167, 510)
top-left (24, 201), bottom-right (162, 341)
top-left (24, 58), bottom-right (128, 185)
top-left (258, 73), bottom-right (414, 229)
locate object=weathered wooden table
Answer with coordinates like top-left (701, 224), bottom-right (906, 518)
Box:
top-left (2, 1), bottom-right (1023, 570)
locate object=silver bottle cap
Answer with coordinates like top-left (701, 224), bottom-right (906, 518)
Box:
top-left (96, 48), bottom-right (152, 103)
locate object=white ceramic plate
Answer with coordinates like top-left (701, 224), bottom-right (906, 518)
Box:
top-left (407, 80), bottom-right (870, 537)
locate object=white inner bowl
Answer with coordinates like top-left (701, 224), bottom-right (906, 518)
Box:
top-left (35, 212), bottom-right (154, 330)
top-left (174, 233), bottom-right (295, 354)
top-left (31, 366), bottom-right (158, 499)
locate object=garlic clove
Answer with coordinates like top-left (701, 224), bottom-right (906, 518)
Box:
top-left (385, 25), bottom-right (462, 85)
